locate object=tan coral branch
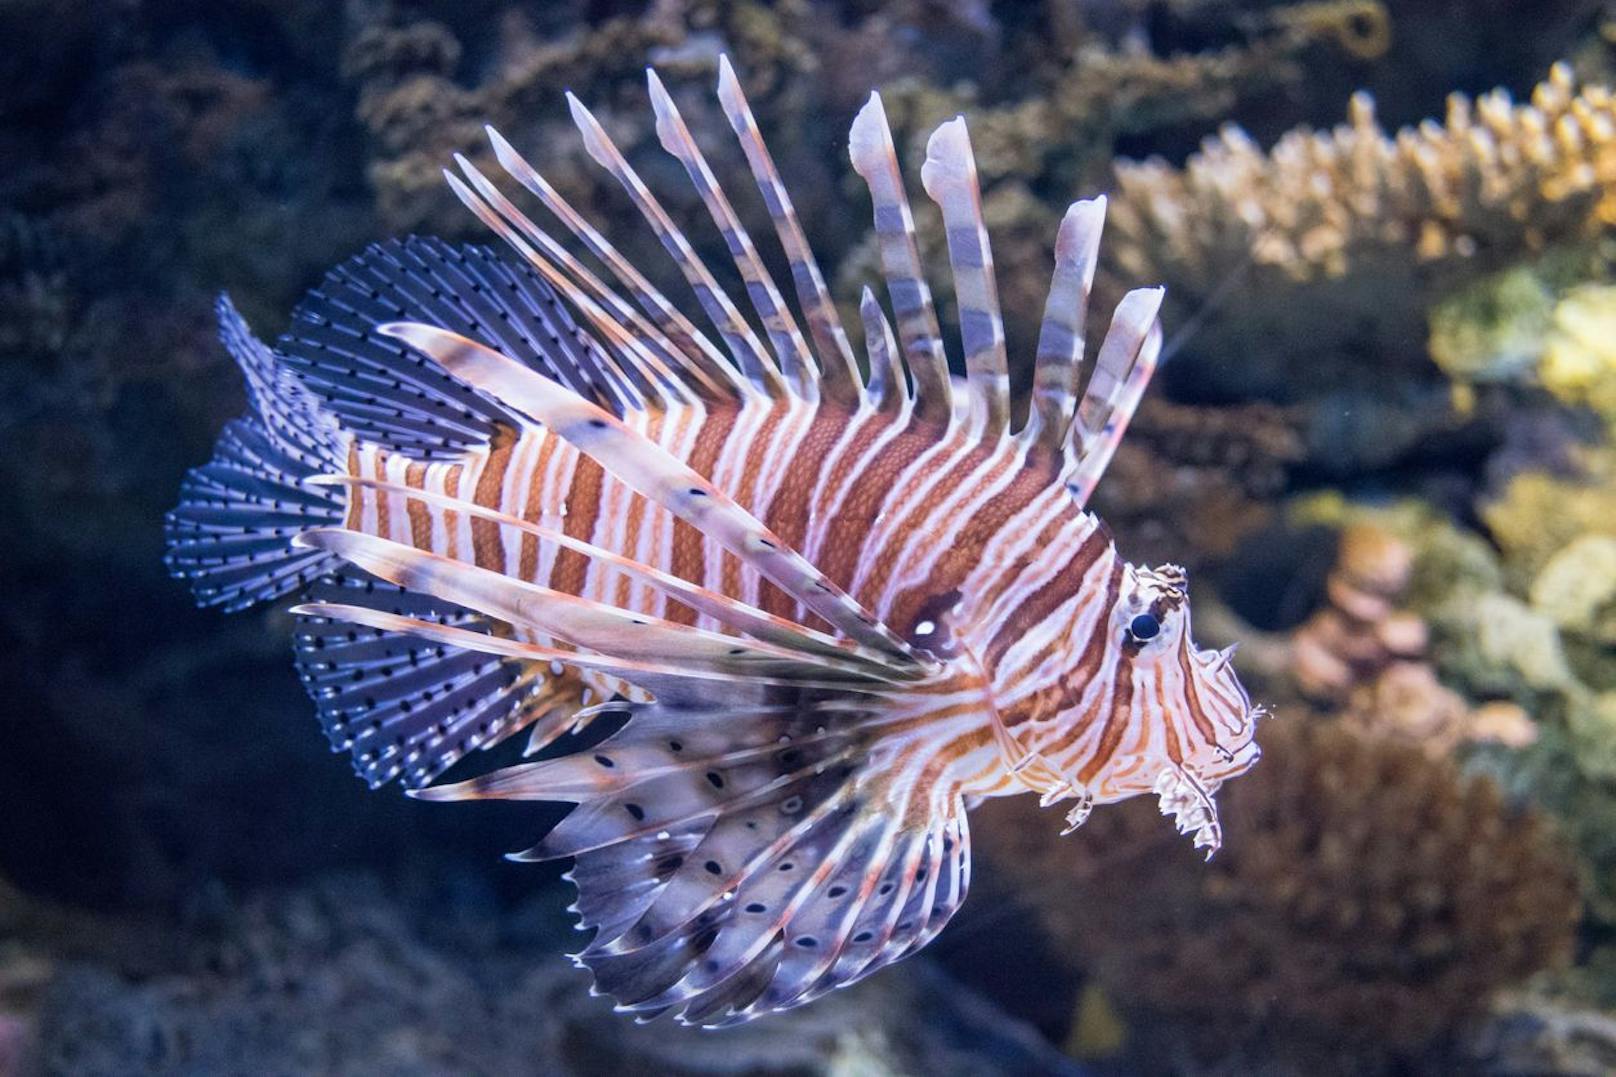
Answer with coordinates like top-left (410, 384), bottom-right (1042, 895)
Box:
top-left (1108, 63), bottom-right (1616, 289)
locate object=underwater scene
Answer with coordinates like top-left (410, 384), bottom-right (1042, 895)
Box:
top-left (6, 0), bottom-right (1616, 1073)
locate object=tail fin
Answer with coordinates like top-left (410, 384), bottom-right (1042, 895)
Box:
top-left (165, 296), bottom-right (347, 611)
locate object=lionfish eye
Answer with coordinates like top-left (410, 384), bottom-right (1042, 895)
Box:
top-left (1128, 612), bottom-right (1160, 641)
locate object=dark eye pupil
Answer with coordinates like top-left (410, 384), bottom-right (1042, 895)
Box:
top-left (1129, 613), bottom-right (1160, 641)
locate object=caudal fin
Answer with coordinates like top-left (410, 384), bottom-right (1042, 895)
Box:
top-left (165, 296), bottom-right (347, 611)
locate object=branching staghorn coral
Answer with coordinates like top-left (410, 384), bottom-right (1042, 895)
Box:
top-left (1108, 62), bottom-right (1616, 289)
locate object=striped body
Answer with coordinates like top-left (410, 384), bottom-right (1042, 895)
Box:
top-left (339, 393), bottom-right (1071, 784)
top-left (167, 60), bottom-right (1263, 1025)
top-left (338, 388), bottom-right (1254, 811)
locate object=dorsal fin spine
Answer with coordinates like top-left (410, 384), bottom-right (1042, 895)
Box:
top-left (437, 170), bottom-right (650, 412)
top-left (485, 126), bottom-right (749, 400)
top-left (715, 55), bottom-right (863, 406)
top-left (645, 68), bottom-right (821, 402)
top-left (451, 154), bottom-right (722, 404)
top-left (1063, 286), bottom-right (1165, 506)
top-left (566, 93), bottom-right (789, 399)
top-left (858, 286), bottom-right (907, 414)
top-left (848, 92), bottom-right (954, 428)
top-left (920, 116), bottom-right (1010, 439)
top-left (1026, 197), bottom-right (1107, 455)
top-left (442, 167), bottom-right (683, 410)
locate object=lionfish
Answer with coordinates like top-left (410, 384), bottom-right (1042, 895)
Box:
top-left (166, 61), bottom-right (1262, 1025)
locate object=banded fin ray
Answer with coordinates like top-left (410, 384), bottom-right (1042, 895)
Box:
top-left (848, 91), bottom-right (954, 425)
top-left (483, 126), bottom-right (746, 398)
top-left (290, 601), bottom-right (894, 695)
top-left (715, 55), bottom-right (862, 404)
top-left (646, 69), bottom-right (820, 398)
top-left (308, 474), bottom-right (905, 676)
top-left (439, 169), bottom-right (669, 410)
top-left (278, 237), bottom-right (618, 452)
top-left (1026, 197), bottom-right (1106, 456)
top-left (377, 322), bottom-right (929, 667)
top-left (567, 93), bottom-right (789, 398)
top-left (859, 286), bottom-right (907, 413)
top-left (1064, 286), bottom-right (1165, 506)
top-left (920, 117), bottom-right (1009, 438)
top-left (412, 693), bottom-right (974, 1027)
top-left (292, 573), bottom-right (591, 789)
top-left (293, 529), bottom-right (892, 686)
top-left (446, 155), bottom-right (729, 407)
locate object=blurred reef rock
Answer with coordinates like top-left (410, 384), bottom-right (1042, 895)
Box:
top-left (10, 874), bottom-right (1082, 1077)
top-left (977, 718), bottom-right (1582, 1074)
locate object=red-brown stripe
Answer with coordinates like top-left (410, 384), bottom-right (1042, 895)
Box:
top-left (518, 435), bottom-right (559, 582)
top-left (1005, 554), bottom-right (1124, 728)
top-left (443, 464), bottom-right (464, 562)
top-left (370, 450), bottom-right (392, 540)
top-left (1076, 643), bottom-right (1137, 784)
top-left (809, 409), bottom-right (898, 524)
top-left (1178, 633), bottom-right (1221, 747)
top-left (1159, 673), bottom-right (1184, 766)
top-left (551, 454), bottom-right (604, 596)
top-left (758, 407), bottom-right (852, 617)
top-left (728, 399), bottom-right (790, 605)
top-left (405, 459), bottom-right (431, 549)
top-left (667, 402), bottom-right (740, 623)
top-left (815, 417), bottom-right (935, 592)
top-left (982, 522), bottom-right (1110, 672)
top-left (344, 442), bottom-right (363, 530)
top-left (471, 426), bottom-right (516, 570)
top-left (853, 439), bottom-right (998, 612)
top-left (886, 462), bottom-right (1055, 636)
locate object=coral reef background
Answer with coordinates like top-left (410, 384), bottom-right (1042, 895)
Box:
top-left (4, 1), bottom-right (1615, 1073)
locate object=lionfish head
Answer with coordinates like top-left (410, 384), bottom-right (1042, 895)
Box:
top-left (1079, 561), bottom-right (1262, 856)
